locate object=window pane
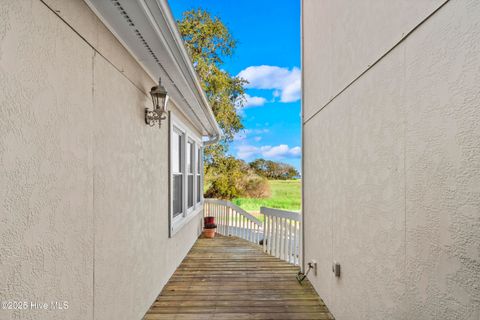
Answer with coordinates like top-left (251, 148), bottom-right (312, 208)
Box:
top-left (197, 148), bottom-right (201, 172)
top-left (187, 141), bottom-right (194, 174)
top-left (172, 130), bottom-right (182, 173)
top-left (196, 147), bottom-right (202, 203)
top-left (188, 175), bottom-right (194, 208)
top-left (196, 176), bottom-right (201, 203)
top-left (173, 174), bottom-right (183, 217)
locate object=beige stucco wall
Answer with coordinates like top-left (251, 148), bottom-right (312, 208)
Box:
top-left (0, 1), bottom-right (203, 319)
top-left (303, 0), bottom-right (480, 319)
top-left (303, 0), bottom-right (446, 121)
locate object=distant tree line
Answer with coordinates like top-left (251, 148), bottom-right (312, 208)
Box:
top-left (249, 159), bottom-right (299, 180)
top-left (204, 157), bottom-right (299, 200)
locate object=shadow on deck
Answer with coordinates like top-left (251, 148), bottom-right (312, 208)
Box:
top-left (143, 235), bottom-right (334, 320)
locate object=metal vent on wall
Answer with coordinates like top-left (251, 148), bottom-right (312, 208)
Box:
top-left (110, 0), bottom-right (161, 66)
top-left (102, 0), bottom-right (207, 133)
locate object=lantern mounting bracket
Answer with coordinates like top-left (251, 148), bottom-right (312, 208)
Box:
top-left (145, 78), bottom-right (169, 128)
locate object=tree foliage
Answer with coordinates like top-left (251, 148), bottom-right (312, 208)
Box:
top-left (249, 159), bottom-right (299, 180)
top-left (177, 9), bottom-right (246, 162)
top-left (204, 157), bottom-right (270, 200)
top-left (177, 8), bottom-right (254, 200)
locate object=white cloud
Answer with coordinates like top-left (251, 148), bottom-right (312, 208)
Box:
top-left (233, 128), bottom-right (269, 142)
top-left (233, 132), bottom-right (247, 141)
top-left (236, 144), bottom-right (301, 160)
top-left (244, 94), bottom-right (267, 107)
top-left (238, 65), bottom-right (301, 103)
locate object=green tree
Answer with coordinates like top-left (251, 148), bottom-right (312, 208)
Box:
top-left (177, 9), bottom-right (246, 163)
top-left (204, 157), bottom-right (270, 199)
top-left (204, 156), bottom-right (247, 199)
top-left (249, 159), bottom-right (299, 180)
top-left (177, 8), bottom-right (251, 199)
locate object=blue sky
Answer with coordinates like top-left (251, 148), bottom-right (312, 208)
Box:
top-left (170, 0), bottom-right (301, 171)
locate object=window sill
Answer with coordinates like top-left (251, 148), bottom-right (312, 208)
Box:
top-left (170, 201), bottom-right (204, 237)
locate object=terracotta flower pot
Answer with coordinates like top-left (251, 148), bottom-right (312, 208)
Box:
top-left (204, 216), bottom-right (215, 225)
top-left (203, 228), bottom-right (216, 238)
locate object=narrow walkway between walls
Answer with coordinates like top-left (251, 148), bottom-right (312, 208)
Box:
top-left (143, 235), bottom-right (334, 320)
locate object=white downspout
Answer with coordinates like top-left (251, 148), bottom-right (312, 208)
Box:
top-left (203, 132), bottom-right (221, 146)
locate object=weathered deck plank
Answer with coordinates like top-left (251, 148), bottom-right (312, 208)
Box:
top-left (143, 235), bottom-right (334, 320)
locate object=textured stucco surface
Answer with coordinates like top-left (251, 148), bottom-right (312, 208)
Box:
top-left (303, 0), bottom-right (480, 319)
top-left (303, 0), bottom-right (446, 120)
top-left (0, 1), bottom-right (202, 319)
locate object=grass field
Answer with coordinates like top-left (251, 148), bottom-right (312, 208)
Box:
top-left (232, 180), bottom-right (301, 215)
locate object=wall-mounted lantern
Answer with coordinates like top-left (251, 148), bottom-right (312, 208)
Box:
top-left (145, 78), bottom-right (169, 128)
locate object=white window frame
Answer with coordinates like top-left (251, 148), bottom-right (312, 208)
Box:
top-left (196, 146), bottom-right (203, 205)
top-left (186, 138), bottom-right (195, 214)
top-left (169, 114), bottom-right (203, 236)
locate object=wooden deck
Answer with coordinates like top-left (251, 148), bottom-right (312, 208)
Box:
top-left (143, 235), bottom-right (333, 320)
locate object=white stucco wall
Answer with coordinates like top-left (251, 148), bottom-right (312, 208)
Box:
top-left (0, 1), bottom-right (203, 319)
top-left (303, 0), bottom-right (480, 319)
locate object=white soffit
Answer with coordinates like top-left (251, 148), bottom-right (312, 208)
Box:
top-left (85, 0), bottom-right (220, 137)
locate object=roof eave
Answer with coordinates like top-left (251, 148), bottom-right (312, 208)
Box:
top-left (84, 0), bottom-right (221, 139)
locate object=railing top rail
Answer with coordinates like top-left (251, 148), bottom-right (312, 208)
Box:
top-left (205, 198), bottom-right (262, 226)
top-left (260, 207), bottom-right (301, 221)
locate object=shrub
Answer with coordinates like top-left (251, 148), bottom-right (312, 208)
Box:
top-left (242, 174), bottom-right (270, 198)
top-left (204, 156), bottom-right (270, 200)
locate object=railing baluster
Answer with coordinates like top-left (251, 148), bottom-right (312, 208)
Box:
top-left (212, 203), bottom-right (218, 231)
top-left (272, 216), bottom-right (276, 257)
top-left (274, 216), bottom-right (277, 258)
top-left (215, 204), bottom-right (218, 233)
top-left (257, 223), bottom-right (260, 244)
top-left (249, 220), bottom-right (253, 242)
top-left (218, 204), bottom-right (221, 234)
top-left (242, 216), bottom-right (246, 240)
top-left (239, 215), bottom-right (242, 239)
top-left (293, 220), bottom-right (297, 265)
top-left (283, 218), bottom-right (287, 261)
top-left (285, 218), bottom-right (289, 262)
top-left (278, 217), bottom-right (282, 259)
top-left (265, 215), bottom-right (270, 254)
top-left (263, 215), bottom-right (268, 253)
top-left (287, 219), bottom-right (292, 263)
top-left (234, 210), bottom-right (238, 237)
top-left (295, 223), bottom-right (300, 265)
top-left (270, 216), bottom-right (274, 256)
top-left (251, 221), bottom-right (254, 242)
top-left (223, 205), bottom-right (226, 235)
top-left (220, 204), bottom-right (223, 234)
top-left (226, 207), bottom-right (230, 236)
top-left (281, 218), bottom-right (285, 260)
top-left (205, 200), bottom-right (308, 264)
top-left (244, 217), bottom-right (247, 240)
top-left (215, 203), bottom-right (218, 234)
top-left (284, 218), bottom-right (288, 261)
top-left (239, 212), bottom-right (242, 238)
top-left (298, 220), bottom-right (302, 268)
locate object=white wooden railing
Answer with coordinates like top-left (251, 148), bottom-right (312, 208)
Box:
top-left (261, 207), bottom-right (302, 266)
top-left (204, 199), bottom-right (263, 244)
top-left (204, 199), bottom-right (302, 267)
